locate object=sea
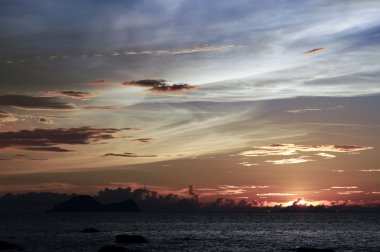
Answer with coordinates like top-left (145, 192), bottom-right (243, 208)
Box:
top-left (0, 213), bottom-right (379, 251)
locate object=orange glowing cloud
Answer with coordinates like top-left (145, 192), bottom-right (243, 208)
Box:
top-left (281, 198), bottom-right (333, 207)
top-left (0, 111), bottom-right (18, 123)
top-left (239, 144), bottom-right (373, 158)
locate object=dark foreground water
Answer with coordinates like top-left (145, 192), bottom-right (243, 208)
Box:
top-left (0, 213), bottom-right (379, 251)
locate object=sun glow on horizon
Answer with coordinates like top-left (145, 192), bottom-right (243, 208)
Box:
top-left (280, 197), bottom-right (329, 207)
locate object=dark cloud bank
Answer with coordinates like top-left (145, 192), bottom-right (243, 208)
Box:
top-left (0, 127), bottom-right (132, 152)
top-left (0, 95), bottom-right (75, 110)
top-left (0, 187), bottom-right (378, 213)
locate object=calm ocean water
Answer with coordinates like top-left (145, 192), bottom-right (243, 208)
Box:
top-left (0, 213), bottom-right (379, 251)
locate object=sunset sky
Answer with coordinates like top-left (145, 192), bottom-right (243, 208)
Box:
top-left (0, 0), bottom-right (379, 205)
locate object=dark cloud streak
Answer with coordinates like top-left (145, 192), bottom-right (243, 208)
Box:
top-left (43, 91), bottom-right (95, 100)
top-left (131, 138), bottom-right (154, 143)
top-left (0, 95), bottom-right (75, 110)
top-left (23, 147), bottom-right (74, 153)
top-left (103, 152), bottom-right (157, 158)
top-left (304, 48), bottom-right (325, 55)
top-left (0, 127), bottom-right (132, 152)
top-left (123, 79), bottom-right (196, 93)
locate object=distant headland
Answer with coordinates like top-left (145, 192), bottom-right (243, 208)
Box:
top-left (1, 187), bottom-right (379, 213)
top-left (50, 195), bottom-right (140, 212)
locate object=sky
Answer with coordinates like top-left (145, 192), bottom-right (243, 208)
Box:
top-left (0, 0), bottom-right (379, 206)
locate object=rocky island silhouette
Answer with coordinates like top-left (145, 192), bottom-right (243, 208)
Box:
top-left (50, 195), bottom-right (140, 212)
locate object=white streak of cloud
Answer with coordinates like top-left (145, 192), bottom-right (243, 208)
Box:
top-left (265, 156), bottom-right (313, 165)
top-left (337, 191), bottom-right (363, 195)
top-left (316, 153), bottom-right (336, 159)
top-left (240, 144), bottom-right (373, 157)
top-left (359, 169), bottom-right (380, 172)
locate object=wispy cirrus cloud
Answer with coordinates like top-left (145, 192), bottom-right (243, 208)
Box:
top-left (123, 44), bottom-right (238, 55)
top-left (286, 106), bottom-right (344, 114)
top-left (3, 44), bottom-right (239, 64)
top-left (111, 44), bottom-right (239, 57)
top-left (0, 95), bottom-right (75, 110)
top-left (123, 79), bottom-right (196, 93)
top-left (83, 105), bottom-right (126, 110)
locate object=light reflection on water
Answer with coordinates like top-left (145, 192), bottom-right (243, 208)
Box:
top-left (0, 213), bottom-right (379, 251)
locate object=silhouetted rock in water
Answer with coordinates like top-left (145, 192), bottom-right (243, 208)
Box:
top-left (296, 248), bottom-right (335, 252)
top-left (116, 234), bottom-right (147, 244)
top-left (50, 195), bottom-right (140, 212)
top-left (98, 245), bottom-right (127, 252)
top-left (81, 227), bottom-right (100, 233)
top-left (0, 241), bottom-right (23, 251)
